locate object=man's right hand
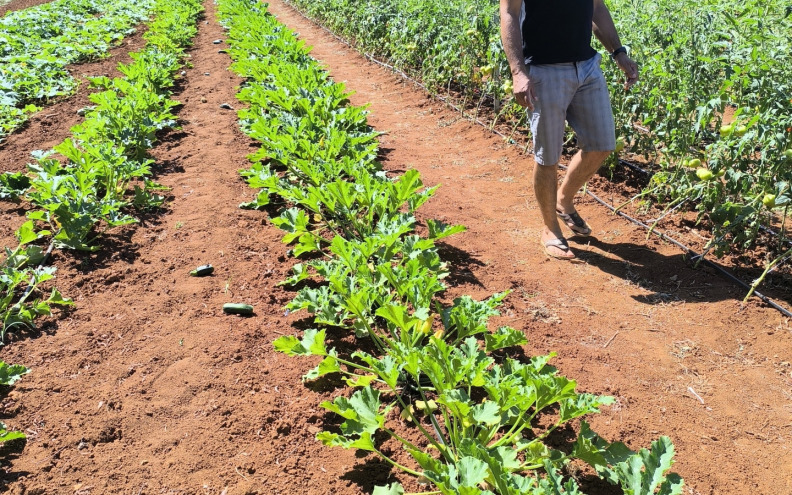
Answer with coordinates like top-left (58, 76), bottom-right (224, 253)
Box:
top-left (512, 71), bottom-right (538, 110)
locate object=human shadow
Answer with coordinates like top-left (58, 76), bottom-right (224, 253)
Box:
top-left (572, 236), bottom-right (792, 306)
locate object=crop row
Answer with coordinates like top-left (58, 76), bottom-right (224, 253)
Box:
top-left (0, 0), bottom-right (158, 140)
top-left (284, 0), bottom-right (792, 263)
top-left (217, 0), bottom-right (683, 493)
top-left (0, 0), bottom-right (203, 448)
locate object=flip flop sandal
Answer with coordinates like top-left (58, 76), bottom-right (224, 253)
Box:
top-left (556, 209), bottom-right (592, 237)
top-left (541, 237), bottom-right (575, 260)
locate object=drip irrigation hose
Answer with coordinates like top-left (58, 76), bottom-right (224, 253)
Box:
top-left (283, 2), bottom-right (792, 319)
top-left (618, 158), bottom-right (651, 176)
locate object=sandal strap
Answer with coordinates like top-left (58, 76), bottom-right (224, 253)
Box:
top-left (543, 237), bottom-right (570, 251)
top-left (557, 209), bottom-right (587, 228)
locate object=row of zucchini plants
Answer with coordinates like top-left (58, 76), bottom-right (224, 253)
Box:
top-left (0, 0), bottom-right (203, 448)
top-left (218, 0), bottom-right (683, 493)
top-left (283, 0), bottom-right (792, 264)
top-left (0, 0), bottom-right (158, 140)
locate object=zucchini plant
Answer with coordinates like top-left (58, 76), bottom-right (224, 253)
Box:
top-left (1, 0), bottom-right (202, 352)
top-left (218, 1), bottom-right (683, 493)
top-left (0, 0), bottom-right (158, 140)
top-left (0, 362), bottom-right (28, 446)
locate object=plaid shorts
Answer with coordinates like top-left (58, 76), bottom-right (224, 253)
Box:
top-left (527, 53), bottom-right (616, 166)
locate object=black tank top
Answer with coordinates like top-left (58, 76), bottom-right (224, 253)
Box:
top-left (521, 0), bottom-right (597, 64)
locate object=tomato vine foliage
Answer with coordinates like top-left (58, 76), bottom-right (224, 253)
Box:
top-left (218, 1), bottom-right (683, 493)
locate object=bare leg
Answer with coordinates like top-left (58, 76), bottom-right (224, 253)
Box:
top-left (533, 163), bottom-right (574, 259)
top-left (556, 150), bottom-right (611, 213)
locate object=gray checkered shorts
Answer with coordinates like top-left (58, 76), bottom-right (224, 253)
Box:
top-left (527, 53), bottom-right (616, 165)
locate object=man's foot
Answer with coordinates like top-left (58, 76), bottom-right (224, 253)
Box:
top-left (540, 234), bottom-right (575, 260)
top-left (556, 208), bottom-right (592, 236)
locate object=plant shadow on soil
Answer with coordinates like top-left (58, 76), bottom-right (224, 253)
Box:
top-left (376, 146), bottom-right (397, 165)
top-left (0, 201), bottom-right (30, 219)
top-left (0, 439), bottom-right (29, 488)
top-left (2, 313), bottom-right (73, 348)
top-left (541, 422), bottom-right (625, 495)
top-left (0, 385), bottom-right (28, 487)
top-left (340, 457), bottom-right (396, 492)
top-left (61, 228), bottom-right (143, 273)
top-left (435, 241), bottom-right (486, 288)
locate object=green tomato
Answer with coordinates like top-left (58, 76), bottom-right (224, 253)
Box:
top-left (696, 167), bottom-right (713, 181)
top-left (762, 194), bottom-right (776, 208)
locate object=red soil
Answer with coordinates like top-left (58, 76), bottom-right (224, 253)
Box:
top-left (0, 0), bottom-right (53, 16)
top-left (0, 0), bottom-right (790, 494)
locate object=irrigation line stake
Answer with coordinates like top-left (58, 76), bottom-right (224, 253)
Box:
top-left (285, 1), bottom-right (792, 320)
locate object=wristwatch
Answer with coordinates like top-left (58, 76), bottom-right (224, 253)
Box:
top-left (611, 46), bottom-right (628, 59)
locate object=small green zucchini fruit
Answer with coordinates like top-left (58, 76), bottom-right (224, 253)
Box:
top-left (223, 303), bottom-right (254, 315)
top-left (189, 264), bottom-right (214, 276)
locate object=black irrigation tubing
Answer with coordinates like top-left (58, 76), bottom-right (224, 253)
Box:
top-left (283, 2), bottom-right (792, 319)
top-left (617, 157), bottom-right (652, 176)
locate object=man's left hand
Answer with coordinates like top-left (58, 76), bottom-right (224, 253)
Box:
top-left (615, 52), bottom-right (639, 90)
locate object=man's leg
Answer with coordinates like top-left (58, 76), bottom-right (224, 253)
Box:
top-left (562, 54), bottom-right (616, 216)
top-left (534, 162), bottom-right (574, 259)
top-left (556, 149), bottom-right (611, 214)
top-left (525, 63), bottom-right (578, 259)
